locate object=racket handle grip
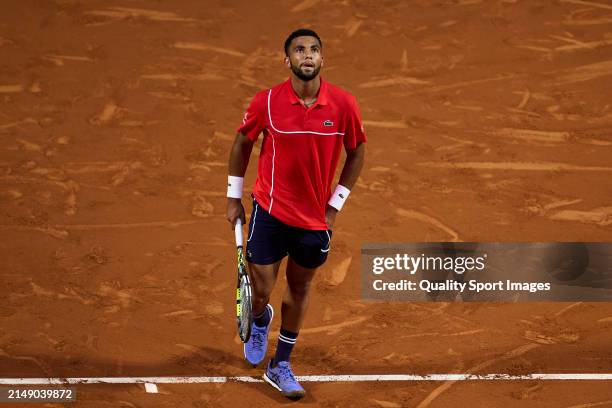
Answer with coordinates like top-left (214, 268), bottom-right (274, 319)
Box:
top-left (234, 219), bottom-right (243, 247)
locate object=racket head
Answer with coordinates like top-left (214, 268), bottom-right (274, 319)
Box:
top-left (236, 247), bottom-right (252, 343)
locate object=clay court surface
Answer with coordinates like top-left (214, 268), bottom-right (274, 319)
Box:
top-left (1, 0), bottom-right (612, 406)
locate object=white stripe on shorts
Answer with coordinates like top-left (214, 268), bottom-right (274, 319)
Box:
top-left (247, 203), bottom-right (259, 242)
top-left (320, 230), bottom-right (331, 253)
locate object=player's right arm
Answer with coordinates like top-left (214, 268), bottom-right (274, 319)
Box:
top-left (226, 132), bottom-right (254, 227)
top-left (226, 91), bottom-right (266, 228)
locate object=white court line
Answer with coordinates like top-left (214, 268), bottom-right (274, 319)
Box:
top-left (1, 374), bottom-right (612, 385)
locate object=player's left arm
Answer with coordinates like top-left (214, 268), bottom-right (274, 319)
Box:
top-left (325, 94), bottom-right (367, 229)
top-left (325, 142), bottom-right (365, 229)
top-left (338, 142), bottom-right (365, 190)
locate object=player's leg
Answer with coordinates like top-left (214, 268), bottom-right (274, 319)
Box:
top-left (249, 261), bottom-right (281, 322)
top-left (243, 199), bottom-right (288, 366)
top-left (277, 257), bottom-right (317, 357)
top-left (276, 228), bottom-right (331, 362)
top-left (283, 257), bottom-right (318, 327)
top-left (263, 228), bottom-right (331, 398)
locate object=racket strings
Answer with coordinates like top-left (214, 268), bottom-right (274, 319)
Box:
top-left (238, 274), bottom-right (252, 341)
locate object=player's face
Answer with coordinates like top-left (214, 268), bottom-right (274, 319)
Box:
top-left (285, 36), bottom-right (323, 82)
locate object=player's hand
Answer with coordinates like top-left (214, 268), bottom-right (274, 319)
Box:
top-left (325, 205), bottom-right (338, 230)
top-left (227, 198), bottom-right (246, 228)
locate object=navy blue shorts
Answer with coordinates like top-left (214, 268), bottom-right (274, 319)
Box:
top-left (246, 199), bottom-right (332, 269)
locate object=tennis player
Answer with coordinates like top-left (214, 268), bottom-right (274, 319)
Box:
top-left (226, 28), bottom-right (366, 399)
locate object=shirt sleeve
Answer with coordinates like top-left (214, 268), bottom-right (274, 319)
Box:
top-left (343, 96), bottom-right (367, 149)
top-left (236, 91), bottom-right (266, 142)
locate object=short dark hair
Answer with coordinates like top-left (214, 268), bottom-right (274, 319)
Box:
top-left (284, 28), bottom-right (323, 56)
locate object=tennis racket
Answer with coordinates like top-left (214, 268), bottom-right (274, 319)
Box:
top-left (234, 219), bottom-right (252, 343)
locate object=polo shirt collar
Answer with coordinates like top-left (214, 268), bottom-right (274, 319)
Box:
top-left (286, 76), bottom-right (329, 107)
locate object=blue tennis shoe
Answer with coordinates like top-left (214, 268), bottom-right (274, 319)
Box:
top-left (243, 304), bottom-right (274, 366)
top-left (263, 360), bottom-right (306, 399)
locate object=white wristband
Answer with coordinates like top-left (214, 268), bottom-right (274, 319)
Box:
top-left (328, 184), bottom-right (351, 211)
top-left (227, 176), bottom-right (244, 199)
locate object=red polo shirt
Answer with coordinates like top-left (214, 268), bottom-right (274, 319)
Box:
top-left (237, 77), bottom-right (366, 230)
